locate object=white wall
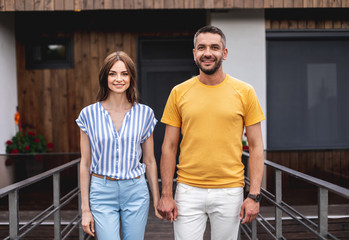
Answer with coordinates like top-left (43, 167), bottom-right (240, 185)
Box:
top-left (0, 13), bottom-right (17, 187)
top-left (0, 13), bottom-right (18, 154)
top-left (211, 10), bottom-right (267, 147)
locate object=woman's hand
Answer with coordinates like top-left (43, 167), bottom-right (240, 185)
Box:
top-left (81, 210), bottom-right (95, 237)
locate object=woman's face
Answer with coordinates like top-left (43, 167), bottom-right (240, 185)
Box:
top-left (107, 60), bottom-right (131, 95)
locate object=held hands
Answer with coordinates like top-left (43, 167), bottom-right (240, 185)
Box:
top-left (157, 196), bottom-right (178, 222)
top-left (240, 197), bottom-right (260, 224)
top-left (81, 210), bottom-right (95, 237)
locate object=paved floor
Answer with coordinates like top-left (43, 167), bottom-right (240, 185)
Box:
top-left (1, 204), bottom-right (348, 239)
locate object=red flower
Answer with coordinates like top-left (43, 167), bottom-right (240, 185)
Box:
top-left (6, 140), bottom-right (12, 145)
top-left (11, 149), bottom-right (19, 154)
top-left (25, 146), bottom-right (30, 151)
top-left (28, 131), bottom-right (36, 136)
top-left (47, 142), bottom-right (54, 149)
top-left (34, 138), bottom-right (40, 143)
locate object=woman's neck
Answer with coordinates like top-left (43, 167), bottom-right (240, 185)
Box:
top-left (102, 93), bottom-right (132, 111)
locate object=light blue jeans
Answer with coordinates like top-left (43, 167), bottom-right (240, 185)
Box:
top-left (89, 174), bottom-right (149, 240)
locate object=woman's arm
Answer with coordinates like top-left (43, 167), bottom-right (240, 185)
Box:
top-left (80, 130), bottom-right (95, 237)
top-left (142, 133), bottom-right (164, 220)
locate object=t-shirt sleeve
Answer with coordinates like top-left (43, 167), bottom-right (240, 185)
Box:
top-left (244, 87), bottom-right (265, 126)
top-left (141, 107), bottom-right (158, 143)
top-left (161, 88), bottom-right (182, 128)
top-left (75, 108), bottom-right (89, 135)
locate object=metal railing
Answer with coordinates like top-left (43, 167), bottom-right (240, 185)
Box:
top-left (240, 152), bottom-right (349, 240)
top-left (1, 153), bottom-right (348, 239)
top-left (0, 157), bottom-right (84, 240)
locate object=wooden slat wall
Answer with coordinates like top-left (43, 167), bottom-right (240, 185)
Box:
top-left (266, 18), bottom-right (349, 29)
top-left (266, 150), bottom-right (349, 189)
top-left (2, 0), bottom-right (349, 11)
top-left (16, 31), bottom-right (138, 152)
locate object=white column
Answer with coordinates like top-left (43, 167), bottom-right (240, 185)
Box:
top-left (0, 13), bottom-right (17, 187)
top-left (211, 10), bottom-right (267, 147)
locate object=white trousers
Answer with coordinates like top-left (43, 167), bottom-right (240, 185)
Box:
top-left (174, 183), bottom-right (243, 240)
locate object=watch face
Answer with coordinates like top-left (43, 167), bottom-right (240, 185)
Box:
top-left (255, 194), bottom-right (262, 202)
top-left (248, 193), bottom-right (262, 202)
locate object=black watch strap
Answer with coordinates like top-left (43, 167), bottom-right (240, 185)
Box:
top-left (247, 193), bottom-right (262, 202)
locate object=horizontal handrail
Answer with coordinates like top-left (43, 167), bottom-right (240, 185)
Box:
top-left (0, 158), bottom-right (80, 198)
top-left (242, 152), bottom-right (349, 199)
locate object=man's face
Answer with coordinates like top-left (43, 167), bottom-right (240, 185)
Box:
top-left (193, 33), bottom-right (227, 75)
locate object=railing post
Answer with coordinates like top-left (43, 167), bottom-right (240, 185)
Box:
top-left (53, 173), bottom-right (61, 240)
top-left (251, 219), bottom-right (257, 239)
top-left (275, 169), bottom-right (283, 239)
top-left (77, 162), bottom-right (84, 240)
top-left (8, 190), bottom-right (19, 239)
top-left (318, 187), bottom-right (328, 239)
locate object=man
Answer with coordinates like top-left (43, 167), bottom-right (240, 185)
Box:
top-left (157, 25), bottom-right (265, 240)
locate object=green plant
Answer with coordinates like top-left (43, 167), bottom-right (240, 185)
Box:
top-left (5, 131), bottom-right (52, 154)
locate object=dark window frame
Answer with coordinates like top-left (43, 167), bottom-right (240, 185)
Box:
top-left (26, 37), bottom-right (74, 69)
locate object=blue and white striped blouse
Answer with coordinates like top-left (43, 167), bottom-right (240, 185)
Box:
top-left (76, 102), bottom-right (157, 179)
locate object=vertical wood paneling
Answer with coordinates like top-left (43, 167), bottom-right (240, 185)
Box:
top-left (273, 0), bottom-right (283, 8)
top-left (42, 70), bottom-right (53, 145)
top-left (253, 0), bottom-right (264, 8)
top-left (144, 0), bottom-right (153, 8)
top-left (104, 0), bottom-right (113, 8)
top-left (212, 0), bottom-right (222, 8)
top-left (34, 0), bottom-right (44, 10)
top-left (304, 0), bottom-right (313, 7)
top-left (15, 0), bottom-right (25, 10)
top-left (267, 150), bottom-right (349, 190)
top-left (89, 31), bottom-right (100, 102)
top-left (293, 0), bottom-right (303, 7)
top-left (66, 70), bottom-right (79, 152)
top-left (84, 0), bottom-right (94, 9)
top-left (64, 0), bottom-right (73, 9)
top-left (54, 0), bottom-right (63, 10)
top-left (50, 70), bottom-right (60, 150)
top-left (233, 0), bottom-right (244, 8)
top-left (5, 0), bottom-right (14, 10)
top-left (44, 0), bottom-right (54, 10)
top-left (284, 0), bottom-right (294, 7)
top-left (313, 0), bottom-right (323, 7)
top-left (124, 0), bottom-right (135, 8)
top-left (163, 0), bottom-right (174, 8)
top-left (2, 0), bottom-right (349, 10)
top-left (184, 0), bottom-right (194, 8)
top-left (153, 0), bottom-right (164, 8)
top-left (173, 0), bottom-right (184, 8)
top-left (94, 0), bottom-right (104, 9)
top-left (74, 0), bottom-right (83, 10)
top-left (244, 0), bottom-right (254, 8)
top-left (264, 0), bottom-right (273, 8)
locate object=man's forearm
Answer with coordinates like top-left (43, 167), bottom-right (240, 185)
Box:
top-left (248, 146), bottom-right (264, 194)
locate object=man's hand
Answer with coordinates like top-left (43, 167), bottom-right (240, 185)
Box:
top-left (157, 196), bottom-right (178, 222)
top-left (240, 197), bottom-right (260, 224)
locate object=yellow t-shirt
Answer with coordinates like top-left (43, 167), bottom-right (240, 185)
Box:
top-left (161, 75), bottom-right (265, 188)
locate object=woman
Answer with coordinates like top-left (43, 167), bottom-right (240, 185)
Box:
top-left (76, 51), bottom-right (163, 240)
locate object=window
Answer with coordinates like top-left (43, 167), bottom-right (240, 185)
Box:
top-left (267, 32), bottom-right (349, 150)
top-left (26, 37), bottom-right (74, 69)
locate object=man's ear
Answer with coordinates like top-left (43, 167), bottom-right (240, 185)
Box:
top-left (223, 48), bottom-right (228, 60)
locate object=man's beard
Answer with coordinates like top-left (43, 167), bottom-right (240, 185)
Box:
top-left (195, 56), bottom-right (223, 75)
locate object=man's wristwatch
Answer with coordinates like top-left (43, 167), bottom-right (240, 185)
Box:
top-left (247, 193), bottom-right (262, 202)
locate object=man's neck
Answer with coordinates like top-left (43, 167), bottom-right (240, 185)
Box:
top-left (198, 70), bottom-right (226, 86)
